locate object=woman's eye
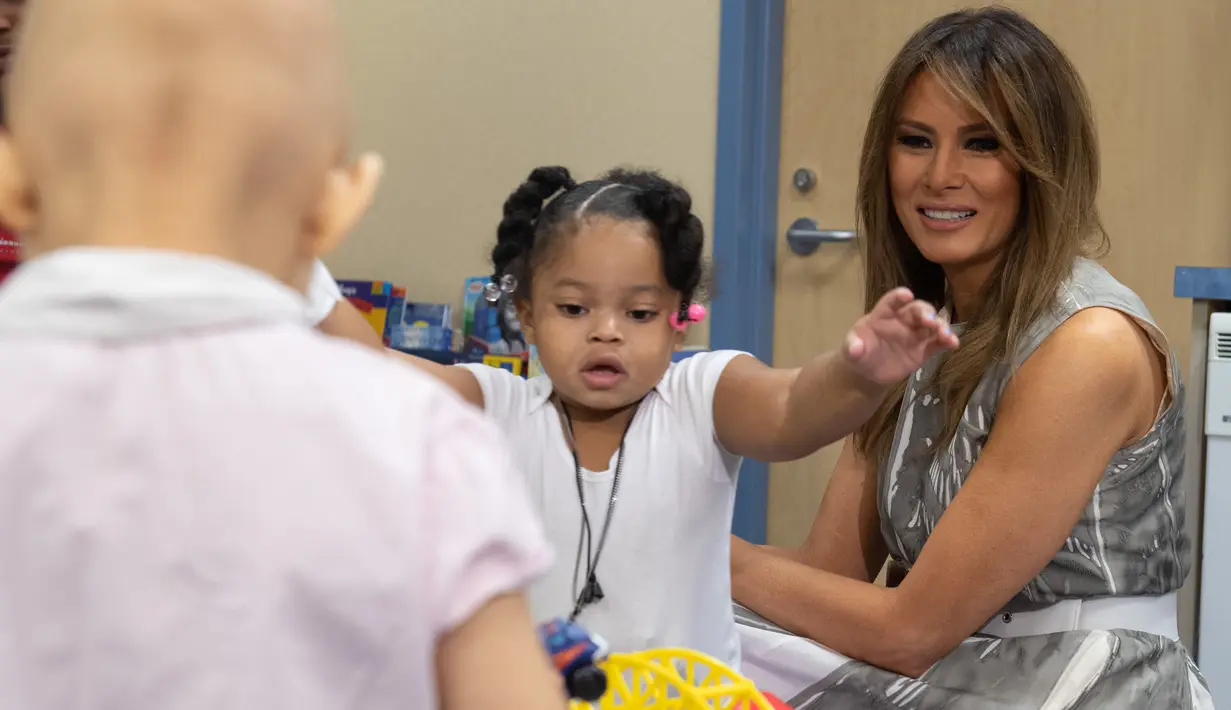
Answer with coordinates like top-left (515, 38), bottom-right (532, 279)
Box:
top-left (896, 134), bottom-right (931, 150)
top-left (558, 304), bottom-right (586, 317)
top-left (628, 310), bottom-right (657, 322)
top-left (967, 136), bottom-right (1000, 153)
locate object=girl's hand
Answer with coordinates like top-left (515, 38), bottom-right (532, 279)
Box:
top-left (843, 288), bottom-right (959, 385)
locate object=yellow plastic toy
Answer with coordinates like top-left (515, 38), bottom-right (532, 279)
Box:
top-left (569, 647), bottom-right (777, 709)
top-left (481, 353), bottom-right (524, 376)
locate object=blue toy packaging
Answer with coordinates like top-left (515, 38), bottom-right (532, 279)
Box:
top-left (462, 282), bottom-right (527, 354)
top-left (461, 276), bottom-right (487, 342)
top-left (385, 286), bottom-right (407, 342)
top-left (332, 273), bottom-right (540, 378)
top-left (527, 345), bottom-right (544, 378)
top-left (387, 300), bottom-right (454, 351)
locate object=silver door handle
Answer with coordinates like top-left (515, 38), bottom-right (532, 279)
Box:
top-left (785, 217), bottom-right (856, 256)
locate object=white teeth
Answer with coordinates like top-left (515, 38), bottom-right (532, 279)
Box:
top-left (923, 209), bottom-right (975, 221)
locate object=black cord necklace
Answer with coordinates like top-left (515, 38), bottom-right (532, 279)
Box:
top-left (559, 399), bottom-right (639, 621)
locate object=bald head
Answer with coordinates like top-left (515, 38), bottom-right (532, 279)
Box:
top-left (0, 0), bottom-right (379, 287)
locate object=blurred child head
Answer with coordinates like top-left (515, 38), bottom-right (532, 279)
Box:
top-left (492, 166), bottom-right (707, 417)
top-left (0, 0), bottom-right (24, 97)
top-left (0, 0), bottom-right (381, 292)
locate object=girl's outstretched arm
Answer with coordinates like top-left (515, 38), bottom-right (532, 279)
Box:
top-left (712, 288), bottom-right (957, 462)
top-left (388, 349), bottom-right (484, 407)
top-left (316, 297), bottom-right (484, 407)
top-left (316, 296), bottom-right (385, 350)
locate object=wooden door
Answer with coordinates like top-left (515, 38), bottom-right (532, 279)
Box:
top-left (770, 0), bottom-right (1231, 646)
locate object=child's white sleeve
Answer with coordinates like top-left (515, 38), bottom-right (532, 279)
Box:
top-left (305, 260), bottom-right (344, 326)
top-left (421, 399), bottom-right (553, 635)
top-left (456, 362), bottom-right (546, 425)
top-left (658, 350), bottom-right (750, 481)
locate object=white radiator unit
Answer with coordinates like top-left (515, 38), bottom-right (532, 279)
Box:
top-left (1200, 312), bottom-right (1231, 700)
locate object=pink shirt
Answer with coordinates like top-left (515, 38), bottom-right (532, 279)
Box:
top-left (0, 248), bottom-right (552, 709)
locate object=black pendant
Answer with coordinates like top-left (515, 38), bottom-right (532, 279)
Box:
top-left (580, 574), bottom-right (605, 605)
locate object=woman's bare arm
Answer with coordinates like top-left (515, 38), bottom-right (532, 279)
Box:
top-left (711, 290), bottom-right (956, 462)
top-left (737, 436), bottom-right (887, 581)
top-left (730, 307), bottom-right (1166, 676)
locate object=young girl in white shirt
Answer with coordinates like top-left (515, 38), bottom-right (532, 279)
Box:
top-left (338, 166), bottom-right (956, 667)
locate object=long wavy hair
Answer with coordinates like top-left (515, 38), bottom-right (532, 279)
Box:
top-left (854, 6), bottom-right (1107, 464)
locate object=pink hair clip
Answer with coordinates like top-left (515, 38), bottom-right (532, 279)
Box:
top-left (669, 303), bottom-right (708, 332)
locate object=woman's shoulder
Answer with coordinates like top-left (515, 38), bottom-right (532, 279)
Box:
top-left (1010, 258), bottom-right (1169, 368)
top-left (1062, 258), bottom-right (1157, 324)
top-left (952, 295), bottom-right (1171, 448)
top-left (1035, 307), bottom-right (1158, 367)
top-left (998, 306), bottom-right (1172, 448)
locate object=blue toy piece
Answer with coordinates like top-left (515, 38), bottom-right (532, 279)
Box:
top-left (537, 617), bottom-right (610, 702)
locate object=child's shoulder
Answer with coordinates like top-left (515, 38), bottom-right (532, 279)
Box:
top-left (654, 349), bottom-right (750, 405)
top-left (649, 350), bottom-right (750, 480)
top-left (456, 361), bottom-right (553, 422)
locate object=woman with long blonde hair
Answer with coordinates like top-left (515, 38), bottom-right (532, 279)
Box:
top-left (731, 7), bottom-right (1211, 708)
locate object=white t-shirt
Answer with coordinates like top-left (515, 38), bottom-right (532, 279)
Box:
top-left (305, 259), bottom-right (344, 326)
top-left (0, 248), bottom-right (552, 710)
top-left (460, 351), bottom-right (746, 668)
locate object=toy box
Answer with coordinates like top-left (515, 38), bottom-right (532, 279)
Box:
top-left (467, 301), bottom-right (526, 353)
top-left (482, 353), bottom-right (526, 376)
top-left (385, 286), bottom-right (407, 343)
top-left (389, 326), bottom-right (453, 351)
top-left (461, 276), bottom-right (487, 341)
top-left (461, 274), bottom-right (529, 358)
top-left (337, 279), bottom-right (393, 343)
top-left (387, 301), bottom-right (455, 352)
top-left (527, 345), bottom-right (544, 378)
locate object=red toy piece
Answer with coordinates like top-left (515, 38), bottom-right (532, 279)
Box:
top-left (738, 691), bottom-right (792, 710)
top-left (0, 228), bottom-right (19, 286)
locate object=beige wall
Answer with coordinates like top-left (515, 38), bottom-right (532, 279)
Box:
top-left (331, 1), bottom-right (721, 342)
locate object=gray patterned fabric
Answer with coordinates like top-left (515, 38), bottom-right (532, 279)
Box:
top-left (736, 603), bottom-right (1212, 709)
top-left (881, 258), bottom-right (1189, 602)
top-left (737, 259), bottom-right (1212, 708)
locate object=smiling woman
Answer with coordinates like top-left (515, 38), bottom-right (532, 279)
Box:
top-left (888, 77), bottom-right (1023, 295)
top-left (730, 6), bottom-right (1210, 709)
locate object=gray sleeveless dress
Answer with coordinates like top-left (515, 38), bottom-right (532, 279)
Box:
top-left (735, 259), bottom-right (1213, 709)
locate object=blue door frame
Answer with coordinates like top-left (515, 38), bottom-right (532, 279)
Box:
top-left (711, 0), bottom-right (785, 544)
